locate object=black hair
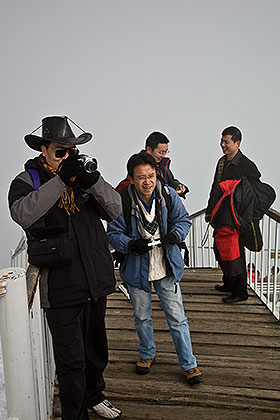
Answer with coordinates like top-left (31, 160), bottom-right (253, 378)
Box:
top-left (127, 151), bottom-right (157, 178)
top-left (41, 140), bottom-right (51, 149)
top-left (145, 131), bottom-right (169, 150)
top-left (222, 126), bottom-right (242, 143)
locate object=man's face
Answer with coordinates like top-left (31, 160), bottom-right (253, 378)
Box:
top-left (146, 143), bottom-right (169, 163)
top-left (220, 135), bottom-right (240, 159)
top-left (129, 164), bottom-right (157, 203)
top-left (41, 142), bottom-right (76, 170)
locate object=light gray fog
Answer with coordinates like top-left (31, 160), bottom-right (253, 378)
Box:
top-left (1, 0), bottom-right (279, 269)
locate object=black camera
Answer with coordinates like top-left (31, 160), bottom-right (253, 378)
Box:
top-left (77, 154), bottom-right (98, 173)
top-left (73, 149), bottom-right (98, 173)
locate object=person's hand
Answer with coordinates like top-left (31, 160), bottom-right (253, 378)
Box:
top-left (58, 155), bottom-right (83, 185)
top-left (176, 183), bottom-right (186, 194)
top-left (176, 183), bottom-right (188, 199)
top-left (77, 170), bottom-right (100, 189)
top-left (161, 232), bottom-right (180, 245)
top-left (128, 238), bottom-right (152, 255)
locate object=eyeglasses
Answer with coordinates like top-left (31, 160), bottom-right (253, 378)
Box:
top-left (135, 173), bottom-right (156, 181)
top-left (49, 145), bottom-right (77, 158)
top-left (156, 149), bottom-right (170, 156)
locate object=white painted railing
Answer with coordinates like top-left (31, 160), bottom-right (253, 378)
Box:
top-left (186, 207), bottom-right (280, 320)
top-left (0, 244), bottom-right (55, 420)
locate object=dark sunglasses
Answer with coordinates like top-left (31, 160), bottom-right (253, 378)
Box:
top-left (54, 147), bottom-right (77, 158)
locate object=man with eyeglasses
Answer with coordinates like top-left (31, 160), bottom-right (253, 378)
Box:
top-left (8, 116), bottom-right (123, 419)
top-left (115, 131), bottom-right (190, 299)
top-left (107, 151), bottom-right (202, 386)
top-left (145, 131), bottom-right (189, 198)
top-left (116, 131), bottom-right (189, 198)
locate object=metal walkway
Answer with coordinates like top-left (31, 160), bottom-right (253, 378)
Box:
top-left (53, 268), bottom-right (280, 419)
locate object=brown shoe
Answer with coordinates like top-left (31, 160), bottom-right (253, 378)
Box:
top-left (135, 357), bottom-right (156, 375)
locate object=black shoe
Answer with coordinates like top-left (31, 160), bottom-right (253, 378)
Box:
top-left (222, 296), bottom-right (248, 304)
top-left (214, 284), bottom-right (232, 292)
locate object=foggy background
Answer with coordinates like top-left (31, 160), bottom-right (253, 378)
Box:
top-left (0, 0), bottom-right (279, 270)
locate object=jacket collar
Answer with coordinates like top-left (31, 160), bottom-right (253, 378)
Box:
top-left (223, 150), bottom-right (242, 167)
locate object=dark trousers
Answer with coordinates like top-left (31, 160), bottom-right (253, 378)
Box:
top-left (45, 297), bottom-right (108, 420)
top-left (222, 234), bottom-right (248, 299)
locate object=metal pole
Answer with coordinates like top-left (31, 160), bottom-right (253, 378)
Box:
top-left (0, 267), bottom-right (37, 420)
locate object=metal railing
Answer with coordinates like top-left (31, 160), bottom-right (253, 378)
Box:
top-left (0, 244), bottom-right (55, 420)
top-left (186, 207), bottom-right (280, 320)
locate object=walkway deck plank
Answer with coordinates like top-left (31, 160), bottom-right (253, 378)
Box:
top-left (53, 268), bottom-right (280, 419)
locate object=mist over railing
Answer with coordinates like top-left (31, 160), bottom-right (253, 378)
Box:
top-left (186, 207), bottom-right (280, 320)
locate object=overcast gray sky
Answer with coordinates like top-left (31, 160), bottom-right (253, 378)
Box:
top-left (0, 0), bottom-right (279, 269)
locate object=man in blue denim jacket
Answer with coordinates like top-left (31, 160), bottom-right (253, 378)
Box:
top-left (107, 151), bottom-right (202, 386)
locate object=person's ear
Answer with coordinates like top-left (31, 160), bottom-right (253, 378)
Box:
top-left (146, 146), bottom-right (152, 155)
top-left (41, 145), bottom-right (47, 158)
top-left (236, 140), bottom-right (241, 148)
top-left (128, 175), bottom-right (134, 185)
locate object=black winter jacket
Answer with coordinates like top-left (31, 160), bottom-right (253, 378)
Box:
top-left (8, 157), bottom-right (122, 308)
top-left (206, 150), bottom-right (261, 217)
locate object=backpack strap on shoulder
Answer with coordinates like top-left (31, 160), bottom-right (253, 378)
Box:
top-left (27, 169), bottom-right (40, 191)
top-left (161, 185), bottom-right (172, 232)
top-left (119, 187), bottom-right (133, 234)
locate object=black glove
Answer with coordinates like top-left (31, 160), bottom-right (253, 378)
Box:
top-left (161, 232), bottom-right (180, 245)
top-left (58, 155), bottom-right (83, 185)
top-left (77, 170), bottom-right (100, 189)
top-left (128, 238), bottom-right (152, 255)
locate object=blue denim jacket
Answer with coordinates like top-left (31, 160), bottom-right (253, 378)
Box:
top-left (107, 182), bottom-right (191, 292)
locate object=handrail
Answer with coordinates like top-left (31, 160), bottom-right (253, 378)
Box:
top-left (186, 206), bottom-right (280, 320)
top-left (266, 208), bottom-right (280, 223)
top-left (0, 247), bottom-right (55, 419)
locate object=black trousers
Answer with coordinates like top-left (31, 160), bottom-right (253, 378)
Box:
top-left (222, 234), bottom-right (248, 299)
top-left (45, 297), bottom-right (108, 420)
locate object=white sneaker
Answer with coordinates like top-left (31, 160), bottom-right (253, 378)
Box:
top-left (91, 399), bottom-right (122, 418)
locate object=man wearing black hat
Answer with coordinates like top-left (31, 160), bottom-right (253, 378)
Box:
top-left (8, 116), bottom-right (122, 419)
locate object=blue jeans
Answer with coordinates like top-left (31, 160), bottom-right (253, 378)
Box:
top-left (127, 276), bottom-right (197, 372)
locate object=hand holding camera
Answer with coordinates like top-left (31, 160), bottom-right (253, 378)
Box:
top-left (77, 169), bottom-right (100, 189)
top-left (58, 150), bottom-right (100, 188)
top-left (128, 238), bottom-right (153, 255)
top-left (58, 155), bottom-right (84, 185)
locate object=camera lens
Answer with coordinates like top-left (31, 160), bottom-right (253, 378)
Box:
top-left (84, 159), bottom-right (98, 173)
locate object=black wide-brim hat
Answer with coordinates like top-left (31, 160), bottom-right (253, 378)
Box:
top-left (24, 115), bottom-right (92, 151)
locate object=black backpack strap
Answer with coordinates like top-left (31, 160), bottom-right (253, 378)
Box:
top-left (118, 187), bottom-right (133, 235)
top-left (161, 185), bottom-right (172, 232)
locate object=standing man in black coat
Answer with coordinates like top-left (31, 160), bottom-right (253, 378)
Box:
top-left (205, 126), bottom-right (261, 304)
top-left (8, 116), bottom-right (122, 419)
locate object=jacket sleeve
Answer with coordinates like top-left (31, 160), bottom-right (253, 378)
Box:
top-left (86, 175), bottom-right (122, 222)
top-left (206, 158), bottom-right (222, 216)
top-left (107, 213), bottom-right (132, 253)
top-left (168, 187), bottom-right (192, 241)
top-left (8, 171), bottom-right (66, 230)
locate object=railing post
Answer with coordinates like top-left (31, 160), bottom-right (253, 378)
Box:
top-left (0, 267), bottom-right (37, 420)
